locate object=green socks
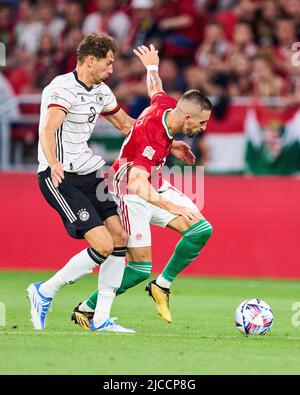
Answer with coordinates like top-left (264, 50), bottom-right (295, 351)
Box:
top-left (117, 261), bottom-right (152, 295)
top-left (161, 219), bottom-right (213, 283)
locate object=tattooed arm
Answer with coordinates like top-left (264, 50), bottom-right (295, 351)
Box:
top-left (133, 44), bottom-right (164, 98)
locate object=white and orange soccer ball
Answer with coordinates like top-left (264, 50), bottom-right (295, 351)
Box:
top-left (235, 298), bottom-right (273, 335)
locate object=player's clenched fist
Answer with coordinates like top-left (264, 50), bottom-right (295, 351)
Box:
top-left (51, 162), bottom-right (64, 188)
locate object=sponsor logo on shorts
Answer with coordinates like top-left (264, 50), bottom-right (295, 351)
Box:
top-left (136, 233), bottom-right (143, 240)
top-left (142, 146), bottom-right (156, 160)
top-left (78, 209), bottom-right (90, 221)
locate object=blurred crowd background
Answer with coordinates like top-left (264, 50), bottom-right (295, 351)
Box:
top-left (1, 0), bottom-right (300, 173)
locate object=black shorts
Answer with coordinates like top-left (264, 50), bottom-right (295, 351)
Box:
top-left (38, 168), bottom-right (119, 239)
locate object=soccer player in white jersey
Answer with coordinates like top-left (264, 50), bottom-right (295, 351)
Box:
top-left (27, 33), bottom-right (138, 333)
top-left (72, 44), bottom-right (213, 327)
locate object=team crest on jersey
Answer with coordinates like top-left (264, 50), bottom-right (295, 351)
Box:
top-left (136, 233), bottom-right (143, 240)
top-left (142, 146), bottom-right (156, 160)
top-left (78, 208), bottom-right (89, 221)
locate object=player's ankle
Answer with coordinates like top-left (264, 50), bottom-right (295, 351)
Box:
top-left (155, 275), bottom-right (171, 290)
top-left (79, 301), bottom-right (95, 313)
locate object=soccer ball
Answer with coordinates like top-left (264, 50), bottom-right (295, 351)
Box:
top-left (235, 298), bottom-right (273, 335)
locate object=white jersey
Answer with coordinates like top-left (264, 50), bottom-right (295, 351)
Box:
top-left (37, 71), bottom-right (120, 175)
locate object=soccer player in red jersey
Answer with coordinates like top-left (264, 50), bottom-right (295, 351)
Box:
top-left (72, 44), bottom-right (213, 327)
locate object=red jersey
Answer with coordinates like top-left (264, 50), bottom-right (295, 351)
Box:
top-left (110, 92), bottom-right (177, 195)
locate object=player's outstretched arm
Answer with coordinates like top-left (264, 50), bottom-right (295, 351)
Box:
top-left (133, 44), bottom-right (164, 99)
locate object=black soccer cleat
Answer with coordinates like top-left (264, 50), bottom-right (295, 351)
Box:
top-left (71, 303), bottom-right (94, 330)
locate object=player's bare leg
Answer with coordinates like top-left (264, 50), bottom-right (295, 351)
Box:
top-left (84, 226), bottom-right (115, 256)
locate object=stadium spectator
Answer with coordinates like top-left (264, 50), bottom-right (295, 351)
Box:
top-left (196, 0), bottom-right (239, 13)
top-left (228, 53), bottom-right (253, 96)
top-left (36, 3), bottom-right (65, 41)
top-left (251, 56), bottom-right (287, 97)
top-left (157, 58), bottom-right (186, 94)
top-left (5, 48), bottom-right (35, 94)
top-left (0, 71), bottom-right (20, 120)
top-left (3, 0), bottom-right (300, 168)
top-left (5, 0), bottom-right (300, 104)
top-left (113, 55), bottom-right (149, 117)
top-left (272, 17), bottom-right (297, 77)
top-left (186, 56), bottom-right (228, 98)
top-left (280, 0), bottom-right (300, 35)
top-left (0, 4), bottom-right (16, 56)
top-left (254, 0), bottom-right (279, 48)
top-left (60, 1), bottom-right (85, 44)
top-left (229, 21), bottom-right (258, 59)
top-left (58, 27), bottom-right (85, 74)
top-left (121, 0), bottom-right (161, 55)
top-left (83, 0), bottom-right (130, 41)
top-left (15, 1), bottom-right (65, 54)
top-left (154, 0), bottom-right (203, 65)
top-left (115, 56), bottom-right (188, 121)
top-left (214, 0), bottom-right (257, 40)
top-left (34, 34), bottom-right (60, 90)
top-left (15, 0), bottom-right (42, 54)
top-left (195, 20), bottom-right (229, 69)
top-left (281, 0), bottom-right (300, 39)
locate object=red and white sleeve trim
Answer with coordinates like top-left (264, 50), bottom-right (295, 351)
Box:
top-left (48, 104), bottom-right (68, 114)
top-left (102, 104), bottom-right (121, 116)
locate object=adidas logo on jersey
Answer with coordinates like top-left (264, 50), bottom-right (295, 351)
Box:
top-left (81, 96), bottom-right (85, 102)
top-left (142, 146), bottom-right (156, 160)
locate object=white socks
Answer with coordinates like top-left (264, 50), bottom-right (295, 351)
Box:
top-left (93, 254), bottom-right (126, 327)
top-left (38, 246), bottom-right (126, 328)
top-left (39, 248), bottom-right (98, 298)
top-left (79, 302), bottom-right (95, 313)
top-left (156, 274), bottom-right (171, 289)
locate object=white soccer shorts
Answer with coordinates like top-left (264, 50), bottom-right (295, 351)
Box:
top-left (112, 180), bottom-right (198, 248)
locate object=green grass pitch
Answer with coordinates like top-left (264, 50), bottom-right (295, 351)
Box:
top-left (1, 271), bottom-right (300, 375)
